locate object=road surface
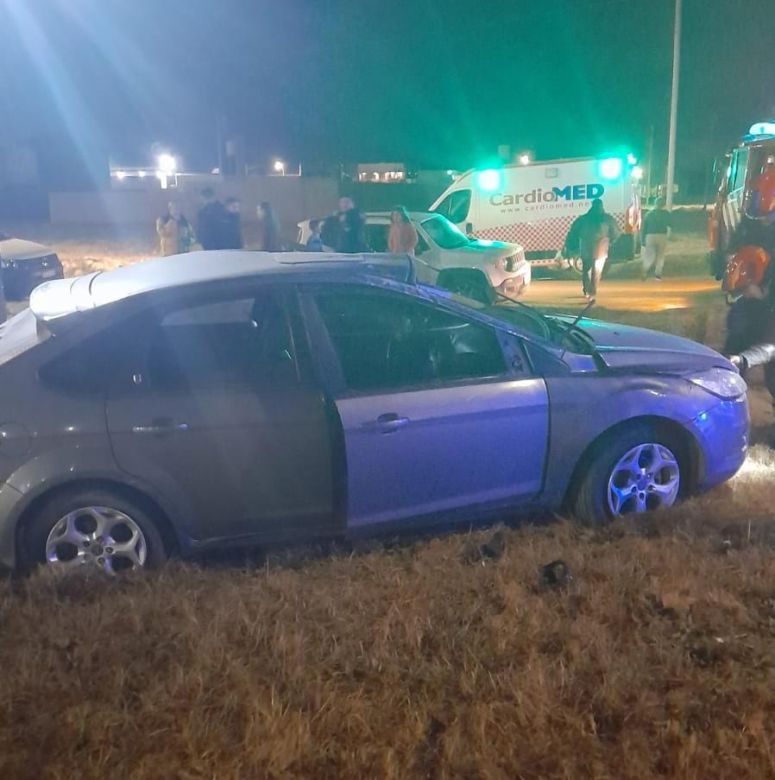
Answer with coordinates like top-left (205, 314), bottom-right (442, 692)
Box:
top-left (524, 275), bottom-right (719, 313)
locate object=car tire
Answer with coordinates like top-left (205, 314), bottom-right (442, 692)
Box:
top-left (21, 488), bottom-right (168, 574)
top-left (572, 424), bottom-right (684, 525)
top-left (569, 257), bottom-right (584, 274)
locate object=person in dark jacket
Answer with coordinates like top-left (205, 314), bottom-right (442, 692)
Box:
top-left (724, 245), bottom-right (775, 442)
top-left (321, 197), bottom-right (365, 254)
top-left (641, 197), bottom-right (673, 280)
top-left (563, 199), bottom-right (620, 300)
top-left (197, 187), bottom-right (227, 250)
top-left (222, 197), bottom-right (243, 249)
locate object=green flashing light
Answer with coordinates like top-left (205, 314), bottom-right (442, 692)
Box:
top-left (599, 157), bottom-right (623, 180)
top-left (476, 169), bottom-right (502, 192)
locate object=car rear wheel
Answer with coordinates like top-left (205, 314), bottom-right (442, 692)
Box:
top-left (22, 489), bottom-right (167, 574)
top-left (573, 425), bottom-right (683, 524)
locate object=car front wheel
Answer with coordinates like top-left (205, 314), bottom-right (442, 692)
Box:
top-left (22, 489), bottom-right (167, 574)
top-left (573, 425), bottom-right (683, 524)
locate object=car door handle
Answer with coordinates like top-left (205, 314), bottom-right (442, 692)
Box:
top-left (132, 418), bottom-right (190, 436)
top-left (373, 413), bottom-right (410, 434)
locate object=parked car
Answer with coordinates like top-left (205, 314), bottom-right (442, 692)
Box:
top-left (0, 233), bottom-right (64, 300)
top-left (0, 250), bottom-right (747, 574)
top-left (298, 211), bottom-right (531, 302)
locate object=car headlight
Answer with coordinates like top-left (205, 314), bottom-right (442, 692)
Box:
top-left (686, 367), bottom-right (747, 399)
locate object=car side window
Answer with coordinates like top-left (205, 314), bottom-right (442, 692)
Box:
top-left (434, 190), bottom-right (471, 224)
top-left (146, 292), bottom-right (297, 390)
top-left (315, 289), bottom-right (506, 392)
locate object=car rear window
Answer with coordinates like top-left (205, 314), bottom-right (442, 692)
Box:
top-left (0, 309), bottom-right (49, 367)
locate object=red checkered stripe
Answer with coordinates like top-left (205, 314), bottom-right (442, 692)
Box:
top-left (476, 213), bottom-right (628, 255)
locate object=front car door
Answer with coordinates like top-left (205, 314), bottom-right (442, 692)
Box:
top-left (303, 284), bottom-right (549, 530)
top-left (105, 284), bottom-right (337, 545)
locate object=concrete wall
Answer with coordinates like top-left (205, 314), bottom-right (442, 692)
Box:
top-left (49, 175), bottom-right (340, 237)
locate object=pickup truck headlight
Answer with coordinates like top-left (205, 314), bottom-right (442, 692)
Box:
top-left (686, 367), bottom-right (747, 399)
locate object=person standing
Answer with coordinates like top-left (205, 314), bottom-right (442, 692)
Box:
top-left (306, 219), bottom-right (324, 251)
top-left (641, 197), bottom-right (673, 281)
top-left (337, 198), bottom-right (366, 253)
top-left (156, 201), bottom-right (194, 256)
top-left (256, 201), bottom-right (282, 251)
top-left (197, 187), bottom-right (227, 250)
top-left (749, 155), bottom-right (775, 221)
top-left (388, 206), bottom-right (418, 254)
top-left (223, 197), bottom-right (243, 249)
top-left (563, 199), bottom-right (620, 300)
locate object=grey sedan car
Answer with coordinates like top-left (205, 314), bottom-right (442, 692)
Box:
top-left (0, 251), bottom-right (748, 573)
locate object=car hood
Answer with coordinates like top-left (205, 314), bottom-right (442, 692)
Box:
top-left (569, 317), bottom-right (729, 371)
top-left (454, 239), bottom-right (519, 257)
top-left (0, 238), bottom-right (54, 261)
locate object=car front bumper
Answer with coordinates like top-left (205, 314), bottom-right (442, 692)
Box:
top-left (489, 262), bottom-right (532, 295)
top-left (689, 395), bottom-right (749, 491)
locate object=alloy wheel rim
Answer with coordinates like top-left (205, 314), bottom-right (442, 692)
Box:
top-left (607, 443), bottom-right (680, 516)
top-left (45, 506), bottom-right (147, 574)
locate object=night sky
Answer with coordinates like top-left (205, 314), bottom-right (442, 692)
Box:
top-left (1, 0), bottom-right (774, 180)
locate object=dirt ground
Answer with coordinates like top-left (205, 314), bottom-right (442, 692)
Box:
top-left (1, 222), bottom-right (774, 778)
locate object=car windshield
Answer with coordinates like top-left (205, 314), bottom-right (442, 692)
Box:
top-left (420, 215), bottom-right (471, 249)
top-left (422, 284), bottom-right (596, 352)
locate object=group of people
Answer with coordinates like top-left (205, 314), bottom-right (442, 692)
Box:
top-left (157, 191), bottom-right (420, 258)
top-left (156, 188), bottom-right (282, 255)
top-left (562, 197), bottom-right (674, 301)
top-left (304, 198), bottom-right (418, 255)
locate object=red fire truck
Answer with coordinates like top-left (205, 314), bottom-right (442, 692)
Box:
top-left (708, 120), bottom-right (775, 280)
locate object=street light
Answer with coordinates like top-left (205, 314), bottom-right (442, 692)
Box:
top-left (157, 153), bottom-right (177, 174)
top-left (518, 153), bottom-right (531, 166)
top-left (665, 0), bottom-right (682, 208)
top-left (155, 153), bottom-right (177, 190)
top-left (273, 159), bottom-right (286, 175)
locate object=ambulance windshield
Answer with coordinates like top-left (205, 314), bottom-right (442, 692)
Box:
top-left (421, 215), bottom-right (470, 249)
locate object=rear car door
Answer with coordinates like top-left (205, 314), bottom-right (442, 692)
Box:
top-left (105, 285), bottom-right (337, 544)
top-left (305, 285), bottom-right (549, 529)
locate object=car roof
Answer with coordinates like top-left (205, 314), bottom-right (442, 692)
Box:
top-left (29, 250), bottom-right (414, 321)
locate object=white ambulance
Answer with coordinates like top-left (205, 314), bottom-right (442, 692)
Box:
top-left (430, 156), bottom-right (642, 270)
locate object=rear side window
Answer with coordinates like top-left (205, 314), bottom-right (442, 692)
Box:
top-left (315, 288), bottom-right (506, 392)
top-left (147, 293), bottom-right (298, 390)
top-left (39, 324), bottom-right (129, 395)
top-left (434, 189), bottom-right (472, 224)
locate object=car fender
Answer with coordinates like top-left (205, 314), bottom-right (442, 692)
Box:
top-left (541, 373), bottom-right (707, 507)
top-left (0, 443), bottom-right (196, 568)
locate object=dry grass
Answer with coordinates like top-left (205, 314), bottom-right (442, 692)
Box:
top-left (2, 220), bottom-right (775, 778)
top-left (2, 459), bottom-right (775, 779)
